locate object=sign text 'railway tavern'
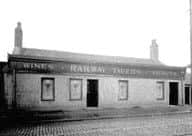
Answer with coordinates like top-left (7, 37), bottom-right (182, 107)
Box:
top-left (11, 62), bottom-right (185, 79)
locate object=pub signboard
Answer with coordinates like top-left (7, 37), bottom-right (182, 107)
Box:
top-left (10, 61), bottom-right (186, 80)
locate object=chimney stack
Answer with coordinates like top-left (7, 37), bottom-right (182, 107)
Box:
top-left (13, 22), bottom-right (23, 54)
top-left (150, 39), bottom-right (159, 62)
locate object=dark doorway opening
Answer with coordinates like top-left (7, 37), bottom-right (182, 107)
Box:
top-left (87, 79), bottom-right (98, 107)
top-left (185, 86), bottom-right (190, 104)
top-left (191, 87), bottom-right (192, 105)
top-left (169, 82), bottom-right (178, 105)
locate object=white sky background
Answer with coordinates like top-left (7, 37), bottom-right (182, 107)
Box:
top-left (0, 0), bottom-right (190, 67)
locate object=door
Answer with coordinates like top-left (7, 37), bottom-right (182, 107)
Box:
top-left (191, 87), bottom-right (192, 105)
top-left (185, 86), bottom-right (190, 104)
top-left (169, 82), bottom-right (178, 105)
top-left (87, 79), bottom-right (98, 107)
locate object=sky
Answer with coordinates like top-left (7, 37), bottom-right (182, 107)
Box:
top-left (0, 0), bottom-right (190, 67)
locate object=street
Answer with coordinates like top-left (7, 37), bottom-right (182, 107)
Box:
top-left (1, 113), bottom-right (192, 136)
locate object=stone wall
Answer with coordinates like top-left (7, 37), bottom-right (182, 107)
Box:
top-left (12, 73), bottom-right (182, 110)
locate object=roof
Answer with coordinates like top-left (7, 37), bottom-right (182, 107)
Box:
top-left (10, 47), bottom-right (165, 67)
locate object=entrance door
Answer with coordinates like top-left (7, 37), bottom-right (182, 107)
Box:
top-left (185, 86), bottom-right (190, 104)
top-left (87, 79), bottom-right (98, 107)
top-left (169, 82), bottom-right (178, 105)
top-left (191, 87), bottom-right (192, 105)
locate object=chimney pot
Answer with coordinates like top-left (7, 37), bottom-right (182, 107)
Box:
top-left (150, 39), bottom-right (159, 61)
top-left (13, 22), bottom-right (23, 54)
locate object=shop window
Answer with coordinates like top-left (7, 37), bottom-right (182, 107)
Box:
top-left (118, 80), bottom-right (128, 100)
top-left (70, 79), bottom-right (82, 101)
top-left (41, 78), bottom-right (55, 101)
top-left (156, 81), bottom-right (164, 100)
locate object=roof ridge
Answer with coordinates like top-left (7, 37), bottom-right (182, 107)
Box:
top-left (21, 47), bottom-right (152, 60)
top-left (15, 47), bottom-right (164, 66)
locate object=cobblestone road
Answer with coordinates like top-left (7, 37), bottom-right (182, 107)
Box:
top-left (1, 113), bottom-right (192, 136)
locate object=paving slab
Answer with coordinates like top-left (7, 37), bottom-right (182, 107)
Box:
top-left (0, 105), bottom-right (192, 123)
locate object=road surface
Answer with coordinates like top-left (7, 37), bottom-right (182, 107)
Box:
top-left (1, 113), bottom-right (192, 136)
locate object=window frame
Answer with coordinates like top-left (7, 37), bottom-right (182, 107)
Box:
top-left (118, 80), bottom-right (129, 101)
top-left (41, 77), bottom-right (55, 101)
top-left (156, 81), bottom-right (165, 100)
top-left (69, 78), bottom-right (83, 101)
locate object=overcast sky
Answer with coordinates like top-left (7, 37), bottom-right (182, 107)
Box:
top-left (0, 0), bottom-right (190, 67)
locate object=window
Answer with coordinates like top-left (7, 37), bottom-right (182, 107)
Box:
top-left (70, 79), bottom-right (82, 101)
top-left (118, 80), bottom-right (128, 100)
top-left (41, 78), bottom-right (55, 101)
top-left (156, 81), bottom-right (164, 100)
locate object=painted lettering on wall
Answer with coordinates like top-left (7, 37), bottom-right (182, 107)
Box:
top-left (11, 61), bottom-right (185, 80)
top-left (14, 62), bottom-right (54, 72)
top-left (23, 63), bottom-right (54, 70)
top-left (112, 68), bottom-right (142, 75)
top-left (70, 64), bottom-right (105, 73)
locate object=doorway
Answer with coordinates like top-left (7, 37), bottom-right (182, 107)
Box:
top-left (169, 82), bottom-right (178, 105)
top-left (185, 86), bottom-right (190, 105)
top-left (87, 79), bottom-right (98, 107)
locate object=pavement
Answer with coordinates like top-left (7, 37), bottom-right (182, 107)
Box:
top-left (1, 111), bottom-right (192, 136)
top-left (0, 105), bottom-right (192, 123)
